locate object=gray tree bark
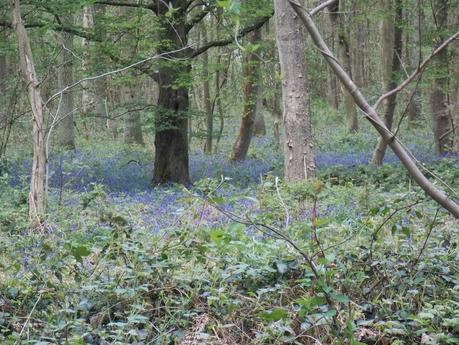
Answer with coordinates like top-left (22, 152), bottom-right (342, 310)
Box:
top-left (407, 2), bottom-right (423, 125)
top-left (289, 0), bottom-right (459, 218)
top-left (202, 22), bottom-right (214, 154)
top-left (93, 4), bottom-right (109, 127)
top-left (371, 0), bottom-right (403, 165)
top-left (123, 82), bottom-right (144, 145)
top-left (431, 0), bottom-right (452, 155)
top-left (56, 15), bottom-right (75, 150)
top-left (275, 0), bottom-right (315, 181)
top-left (81, 5), bottom-right (94, 129)
top-left (253, 92), bottom-right (266, 136)
top-left (327, 16), bottom-right (340, 110)
top-left (230, 29), bottom-right (262, 161)
top-left (9, 0), bottom-right (46, 226)
top-left (329, 0), bottom-right (359, 133)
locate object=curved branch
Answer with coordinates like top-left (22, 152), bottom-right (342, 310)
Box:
top-left (373, 31), bottom-right (459, 109)
top-left (189, 12), bottom-right (273, 58)
top-left (0, 20), bottom-right (96, 40)
top-left (288, 0), bottom-right (459, 218)
top-left (185, 5), bottom-right (214, 33)
top-left (94, 0), bottom-right (156, 10)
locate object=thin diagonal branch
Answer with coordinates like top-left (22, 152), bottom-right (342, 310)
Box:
top-left (288, 0), bottom-right (459, 218)
top-left (373, 31), bottom-right (459, 109)
top-left (310, 0), bottom-right (338, 16)
top-left (189, 12), bottom-right (273, 58)
top-left (45, 45), bottom-right (192, 107)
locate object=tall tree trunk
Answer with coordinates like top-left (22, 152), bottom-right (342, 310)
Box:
top-left (56, 15), bottom-right (75, 150)
top-left (431, 0), bottom-right (452, 155)
top-left (252, 28), bottom-right (266, 137)
top-left (327, 17), bottom-right (340, 110)
top-left (290, 0), bottom-right (459, 218)
top-left (81, 5), bottom-right (94, 132)
top-left (153, 0), bottom-right (190, 184)
top-left (123, 83), bottom-right (144, 145)
top-left (230, 29), bottom-right (262, 161)
top-left (330, 1), bottom-right (358, 133)
top-left (202, 23), bottom-right (213, 154)
top-left (407, 1), bottom-right (423, 126)
top-left (253, 93), bottom-right (266, 136)
top-left (454, 84), bottom-right (459, 152)
top-left (275, 0), bottom-right (315, 181)
top-left (371, 0), bottom-right (403, 165)
top-left (272, 92), bottom-right (282, 149)
top-left (0, 49), bottom-right (11, 158)
top-left (453, 30), bottom-right (459, 152)
top-left (351, 1), bottom-right (365, 87)
top-left (93, 4), bottom-right (109, 127)
top-left (9, 0), bottom-right (46, 226)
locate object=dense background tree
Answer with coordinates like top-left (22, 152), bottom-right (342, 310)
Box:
top-left (371, 0), bottom-right (403, 165)
top-left (230, 29), bottom-right (262, 162)
top-left (1, 0), bottom-right (459, 343)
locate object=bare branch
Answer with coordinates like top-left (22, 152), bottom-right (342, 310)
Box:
top-left (185, 5), bottom-right (213, 33)
top-left (373, 31), bottom-right (459, 109)
top-left (94, 0), bottom-right (156, 10)
top-left (310, 0), bottom-right (338, 16)
top-left (0, 20), bottom-right (96, 40)
top-left (288, 0), bottom-right (459, 218)
top-left (189, 12), bottom-right (273, 58)
top-left (45, 45), bottom-right (193, 107)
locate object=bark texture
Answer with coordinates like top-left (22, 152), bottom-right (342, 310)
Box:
top-left (81, 5), bottom-right (94, 124)
top-left (56, 15), bottom-right (75, 150)
top-left (275, 0), bottom-right (315, 181)
top-left (253, 94), bottom-right (266, 136)
top-left (371, 0), bottom-right (403, 165)
top-left (93, 4), bottom-right (109, 126)
top-left (153, 0), bottom-right (190, 184)
top-left (329, 0), bottom-right (358, 133)
top-left (202, 24), bottom-right (213, 154)
top-left (407, 3), bottom-right (423, 125)
top-left (290, 0), bottom-right (459, 218)
top-left (123, 83), bottom-right (144, 145)
top-left (230, 29), bottom-right (262, 161)
top-left (10, 0), bottom-right (46, 225)
top-left (431, 0), bottom-right (452, 155)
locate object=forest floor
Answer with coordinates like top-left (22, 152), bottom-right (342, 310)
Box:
top-left (1, 124), bottom-right (459, 344)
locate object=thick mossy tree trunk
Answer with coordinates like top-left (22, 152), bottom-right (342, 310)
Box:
top-left (230, 29), bottom-right (261, 161)
top-left (431, 0), bottom-right (452, 155)
top-left (57, 15), bottom-right (75, 150)
top-left (153, 0), bottom-right (190, 184)
top-left (275, 0), bottom-right (315, 181)
top-left (371, 0), bottom-right (403, 165)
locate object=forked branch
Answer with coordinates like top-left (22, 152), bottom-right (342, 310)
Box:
top-left (288, 0), bottom-right (459, 218)
top-left (374, 31), bottom-right (459, 109)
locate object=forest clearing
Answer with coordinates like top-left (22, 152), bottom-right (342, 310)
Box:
top-left (0, 0), bottom-right (458, 344)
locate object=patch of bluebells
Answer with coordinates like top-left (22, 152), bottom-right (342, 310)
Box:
top-left (8, 133), bottom-right (456, 194)
top-left (5, 135), bottom-right (458, 234)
